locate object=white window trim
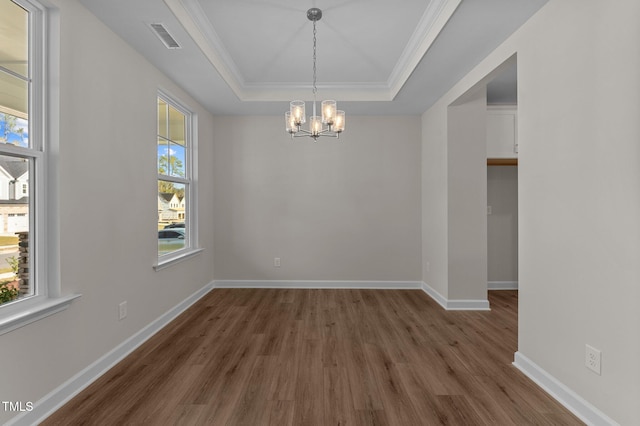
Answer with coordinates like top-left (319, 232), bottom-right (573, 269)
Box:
top-left (0, 0), bottom-right (80, 335)
top-left (0, 294), bottom-right (81, 335)
top-left (154, 89), bottom-right (201, 270)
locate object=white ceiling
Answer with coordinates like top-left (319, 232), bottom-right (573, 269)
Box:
top-left (78, 0), bottom-right (546, 116)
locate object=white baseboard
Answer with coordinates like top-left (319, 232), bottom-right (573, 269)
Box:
top-left (420, 281), bottom-right (449, 309)
top-left (446, 299), bottom-right (491, 310)
top-left (7, 281), bottom-right (216, 426)
top-left (213, 280), bottom-right (423, 290)
top-left (513, 352), bottom-right (619, 426)
top-left (219, 280), bottom-right (489, 309)
top-left (488, 281), bottom-right (518, 290)
top-left (421, 281), bottom-right (490, 310)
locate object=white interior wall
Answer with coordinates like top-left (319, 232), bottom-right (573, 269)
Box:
top-left (487, 166), bottom-right (518, 283)
top-left (422, 0), bottom-right (640, 423)
top-left (447, 89), bottom-right (488, 301)
top-left (0, 0), bottom-right (215, 423)
top-left (421, 106), bottom-right (448, 296)
top-left (212, 115), bottom-right (422, 282)
top-left (517, 1), bottom-right (640, 423)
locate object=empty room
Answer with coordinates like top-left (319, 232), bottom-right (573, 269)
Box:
top-left (1, 0), bottom-right (638, 425)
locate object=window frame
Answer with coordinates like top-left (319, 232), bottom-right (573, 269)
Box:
top-left (0, 0), bottom-right (79, 335)
top-left (154, 89), bottom-right (201, 270)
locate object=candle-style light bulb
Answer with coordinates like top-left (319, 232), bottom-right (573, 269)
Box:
top-left (333, 110), bottom-right (345, 133)
top-left (310, 116), bottom-right (322, 136)
top-left (285, 111), bottom-right (298, 134)
top-left (321, 100), bottom-right (336, 125)
top-left (290, 100), bottom-right (305, 125)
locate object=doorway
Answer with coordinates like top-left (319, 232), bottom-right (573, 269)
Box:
top-left (487, 164), bottom-right (518, 289)
top-left (486, 61), bottom-right (519, 291)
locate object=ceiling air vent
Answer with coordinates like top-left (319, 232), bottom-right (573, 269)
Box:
top-left (149, 23), bottom-right (181, 49)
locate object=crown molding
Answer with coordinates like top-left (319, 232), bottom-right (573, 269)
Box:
top-left (387, 0), bottom-right (462, 98)
top-left (164, 0), bottom-right (245, 97)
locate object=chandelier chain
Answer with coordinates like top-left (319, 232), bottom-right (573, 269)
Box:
top-left (312, 20), bottom-right (317, 98)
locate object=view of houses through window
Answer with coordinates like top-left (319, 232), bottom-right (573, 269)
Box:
top-left (0, 0), bottom-right (33, 306)
top-left (157, 95), bottom-right (191, 257)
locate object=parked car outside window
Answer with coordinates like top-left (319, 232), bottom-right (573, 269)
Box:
top-left (158, 229), bottom-right (185, 254)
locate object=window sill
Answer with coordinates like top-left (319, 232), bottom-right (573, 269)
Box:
top-left (0, 293), bottom-right (82, 336)
top-left (154, 247), bottom-right (204, 271)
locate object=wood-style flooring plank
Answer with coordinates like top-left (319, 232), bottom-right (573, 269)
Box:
top-left (323, 366), bottom-right (358, 426)
top-left (43, 289), bottom-right (584, 426)
top-left (225, 355), bottom-right (278, 426)
top-left (266, 400), bottom-right (294, 426)
top-left (292, 338), bottom-right (324, 426)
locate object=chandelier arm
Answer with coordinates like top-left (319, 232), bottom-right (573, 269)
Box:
top-left (291, 128), bottom-right (340, 139)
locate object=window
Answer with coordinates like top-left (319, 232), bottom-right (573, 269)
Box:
top-left (156, 92), bottom-right (199, 265)
top-left (0, 0), bottom-right (78, 333)
top-left (0, 0), bottom-right (35, 307)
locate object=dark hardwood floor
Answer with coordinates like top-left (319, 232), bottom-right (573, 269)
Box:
top-left (43, 289), bottom-right (583, 425)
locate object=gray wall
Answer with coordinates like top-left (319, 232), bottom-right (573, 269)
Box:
top-left (487, 166), bottom-right (518, 283)
top-left (447, 90), bottom-right (488, 301)
top-left (212, 116), bottom-right (422, 282)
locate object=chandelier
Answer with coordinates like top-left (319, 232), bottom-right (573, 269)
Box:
top-left (285, 8), bottom-right (345, 140)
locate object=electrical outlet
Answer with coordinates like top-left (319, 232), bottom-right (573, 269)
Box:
top-left (118, 301), bottom-right (127, 321)
top-left (585, 344), bottom-right (601, 375)
top-left (487, 205), bottom-right (492, 215)
top-left (274, 257), bottom-right (281, 267)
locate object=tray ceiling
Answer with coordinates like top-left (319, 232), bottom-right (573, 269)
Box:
top-left (78, 0), bottom-right (547, 115)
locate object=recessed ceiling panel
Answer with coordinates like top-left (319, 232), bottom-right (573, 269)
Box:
top-left (197, 0), bottom-right (430, 85)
